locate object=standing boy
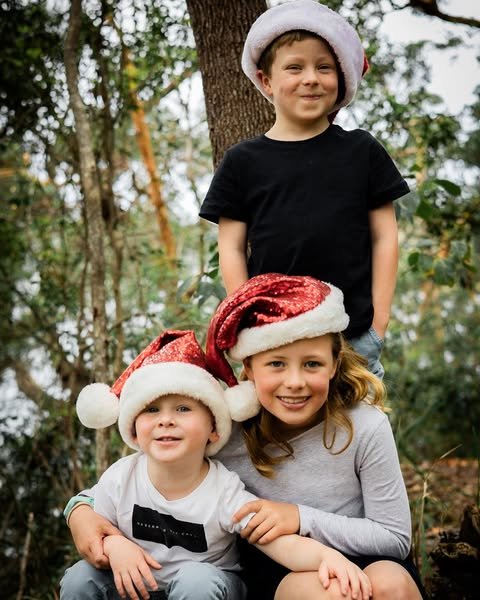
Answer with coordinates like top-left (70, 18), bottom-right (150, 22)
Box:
top-left (199, 0), bottom-right (410, 379)
top-left (60, 330), bottom-right (372, 600)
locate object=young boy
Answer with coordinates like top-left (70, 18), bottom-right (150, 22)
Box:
top-left (199, 0), bottom-right (410, 379)
top-left (60, 330), bottom-right (372, 600)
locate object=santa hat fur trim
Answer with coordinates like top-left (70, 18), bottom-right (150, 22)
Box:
top-left (241, 0), bottom-right (367, 112)
top-left (117, 362), bottom-right (231, 456)
top-left (229, 283), bottom-right (348, 361)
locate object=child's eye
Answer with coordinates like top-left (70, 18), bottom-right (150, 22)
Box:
top-left (286, 64), bottom-right (301, 71)
top-left (268, 360), bottom-right (285, 368)
top-left (145, 406), bottom-right (159, 413)
top-left (318, 64), bottom-right (334, 71)
top-left (305, 361), bottom-right (321, 368)
top-left (177, 405), bottom-right (191, 413)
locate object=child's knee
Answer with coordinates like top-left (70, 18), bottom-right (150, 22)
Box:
top-left (60, 560), bottom-right (114, 599)
top-left (366, 561), bottom-right (422, 600)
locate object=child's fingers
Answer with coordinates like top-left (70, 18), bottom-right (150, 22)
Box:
top-left (143, 550), bottom-right (162, 571)
top-left (317, 562), bottom-right (331, 589)
top-left (138, 562), bottom-right (158, 593)
top-left (126, 569), bottom-right (151, 600)
top-left (359, 571), bottom-right (372, 599)
top-left (345, 568), bottom-right (360, 599)
top-left (233, 500), bottom-right (262, 522)
top-left (112, 571), bottom-right (127, 599)
top-left (239, 512), bottom-right (265, 539)
top-left (245, 518), bottom-right (275, 543)
top-left (333, 567), bottom-right (349, 596)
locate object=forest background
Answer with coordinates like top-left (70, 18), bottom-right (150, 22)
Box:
top-left (0, 0), bottom-right (479, 598)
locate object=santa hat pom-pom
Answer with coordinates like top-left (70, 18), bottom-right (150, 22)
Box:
top-left (76, 383), bottom-right (119, 429)
top-left (225, 381), bottom-right (260, 422)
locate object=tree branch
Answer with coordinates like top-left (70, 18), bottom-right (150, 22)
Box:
top-left (407, 0), bottom-right (480, 28)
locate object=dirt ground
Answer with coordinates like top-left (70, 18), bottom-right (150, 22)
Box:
top-left (401, 457), bottom-right (479, 597)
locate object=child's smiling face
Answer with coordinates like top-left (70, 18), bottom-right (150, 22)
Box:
top-left (244, 335), bottom-right (338, 435)
top-left (257, 36), bottom-right (339, 134)
top-left (133, 394), bottom-right (219, 463)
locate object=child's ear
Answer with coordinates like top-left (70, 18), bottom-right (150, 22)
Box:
top-left (330, 352), bottom-right (342, 380)
top-left (256, 69), bottom-right (272, 96)
top-left (208, 430), bottom-right (220, 444)
top-left (243, 357), bottom-right (254, 381)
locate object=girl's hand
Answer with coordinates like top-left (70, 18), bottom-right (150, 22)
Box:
top-left (69, 505), bottom-right (122, 568)
top-left (318, 548), bottom-right (372, 600)
top-left (233, 499), bottom-right (300, 544)
top-left (103, 535), bottom-right (162, 600)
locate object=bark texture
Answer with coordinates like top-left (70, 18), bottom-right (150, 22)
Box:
top-left (64, 0), bottom-right (110, 475)
top-left (186, 0), bottom-right (274, 167)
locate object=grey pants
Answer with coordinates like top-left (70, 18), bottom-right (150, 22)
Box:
top-left (60, 559), bottom-right (247, 600)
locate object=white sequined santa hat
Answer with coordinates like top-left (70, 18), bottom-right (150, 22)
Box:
top-left (206, 274), bottom-right (349, 419)
top-left (241, 0), bottom-right (369, 115)
top-left (76, 330), bottom-right (238, 456)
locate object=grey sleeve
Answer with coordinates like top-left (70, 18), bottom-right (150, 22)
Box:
top-left (299, 418), bottom-right (411, 559)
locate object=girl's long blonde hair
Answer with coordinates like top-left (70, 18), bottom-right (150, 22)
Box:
top-left (241, 333), bottom-right (386, 478)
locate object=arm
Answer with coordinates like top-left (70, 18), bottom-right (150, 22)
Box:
top-left (298, 416), bottom-right (411, 558)
top-left (218, 217), bottom-right (248, 295)
top-left (369, 202), bottom-right (398, 338)
top-left (68, 503), bottom-right (121, 568)
top-left (233, 415), bottom-right (411, 558)
top-left (257, 535), bottom-right (372, 599)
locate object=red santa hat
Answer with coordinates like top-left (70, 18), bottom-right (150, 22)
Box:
top-left (206, 274), bottom-right (349, 419)
top-left (241, 0), bottom-right (369, 115)
top-left (76, 330), bottom-right (237, 456)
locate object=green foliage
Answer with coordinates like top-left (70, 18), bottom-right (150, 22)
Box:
top-left (0, 1), bottom-right (63, 147)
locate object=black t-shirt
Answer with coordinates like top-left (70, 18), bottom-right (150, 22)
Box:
top-left (199, 125), bottom-right (410, 338)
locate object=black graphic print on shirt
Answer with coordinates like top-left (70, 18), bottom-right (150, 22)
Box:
top-left (132, 504), bottom-right (208, 552)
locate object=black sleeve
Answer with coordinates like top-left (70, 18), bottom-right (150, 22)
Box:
top-left (199, 150), bottom-right (247, 224)
top-left (367, 135), bottom-right (410, 209)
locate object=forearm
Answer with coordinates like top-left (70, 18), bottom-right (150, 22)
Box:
top-left (218, 217), bottom-right (248, 295)
top-left (256, 534), bottom-right (325, 571)
top-left (219, 249), bottom-right (248, 295)
top-left (299, 505), bottom-right (410, 559)
top-left (371, 241), bottom-right (397, 336)
top-left (370, 205), bottom-right (398, 337)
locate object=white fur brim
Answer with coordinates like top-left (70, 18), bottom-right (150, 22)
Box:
top-left (229, 284), bottom-right (349, 361)
top-left (117, 362), bottom-right (232, 456)
top-left (241, 0), bottom-right (364, 111)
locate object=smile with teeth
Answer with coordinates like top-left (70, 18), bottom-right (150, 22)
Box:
top-left (278, 396), bottom-right (309, 405)
top-left (156, 436), bottom-right (180, 441)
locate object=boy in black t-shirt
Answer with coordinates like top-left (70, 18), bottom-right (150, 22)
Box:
top-left (199, 0), bottom-right (410, 379)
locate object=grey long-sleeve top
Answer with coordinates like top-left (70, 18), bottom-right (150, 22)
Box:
top-left (216, 402), bottom-right (411, 559)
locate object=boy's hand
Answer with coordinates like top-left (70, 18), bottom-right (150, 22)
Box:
top-left (318, 548), bottom-right (372, 599)
top-left (69, 505), bottom-right (121, 569)
top-left (103, 535), bottom-right (162, 600)
top-left (233, 499), bottom-right (299, 544)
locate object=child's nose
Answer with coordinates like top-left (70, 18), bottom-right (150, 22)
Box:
top-left (284, 368), bottom-right (305, 388)
top-left (302, 67), bottom-right (319, 84)
top-left (157, 410), bottom-right (176, 425)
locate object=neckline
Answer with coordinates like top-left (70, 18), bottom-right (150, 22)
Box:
top-left (261, 125), bottom-right (334, 146)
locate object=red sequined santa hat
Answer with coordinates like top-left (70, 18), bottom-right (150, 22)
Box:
top-left (241, 0), bottom-right (369, 117)
top-left (76, 330), bottom-right (232, 456)
top-left (206, 274), bottom-right (350, 419)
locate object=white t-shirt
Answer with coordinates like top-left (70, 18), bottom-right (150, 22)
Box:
top-left (95, 454), bottom-right (256, 589)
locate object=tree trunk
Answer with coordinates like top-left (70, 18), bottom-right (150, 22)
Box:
top-left (64, 0), bottom-right (110, 475)
top-left (186, 0), bottom-right (274, 167)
